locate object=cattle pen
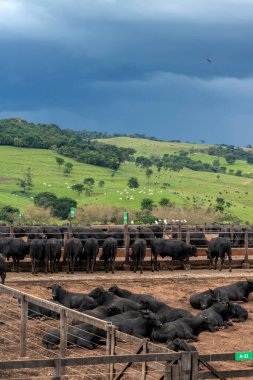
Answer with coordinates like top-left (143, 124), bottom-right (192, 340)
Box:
top-left (1, 223), bottom-right (253, 273)
top-left (1, 272), bottom-right (253, 380)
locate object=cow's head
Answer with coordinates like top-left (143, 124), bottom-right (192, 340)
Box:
top-left (191, 245), bottom-right (198, 257)
top-left (246, 279), bottom-right (253, 292)
top-left (88, 286), bottom-right (105, 299)
top-left (141, 310), bottom-right (163, 327)
top-left (108, 285), bottom-right (119, 294)
top-left (51, 283), bottom-right (61, 300)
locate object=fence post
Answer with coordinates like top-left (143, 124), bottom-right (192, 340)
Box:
top-left (109, 325), bottom-right (116, 380)
top-left (59, 309), bottom-right (67, 378)
top-left (164, 361), bottom-right (172, 380)
top-left (191, 352), bottom-right (199, 380)
top-left (20, 295), bottom-right (28, 357)
top-left (10, 225), bottom-right (14, 237)
top-left (181, 351), bottom-right (192, 380)
top-left (178, 222), bottom-right (182, 240)
top-left (141, 339), bottom-right (148, 380)
top-left (242, 231), bottom-right (250, 269)
top-left (68, 220), bottom-right (73, 238)
top-left (124, 224), bottom-right (130, 265)
top-left (106, 323), bottom-right (113, 380)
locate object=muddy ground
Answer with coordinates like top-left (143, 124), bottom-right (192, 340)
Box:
top-left (1, 268), bottom-right (253, 379)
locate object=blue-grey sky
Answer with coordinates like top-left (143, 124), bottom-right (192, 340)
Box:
top-left (1, 0), bottom-right (253, 145)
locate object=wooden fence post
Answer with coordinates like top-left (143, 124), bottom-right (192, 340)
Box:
top-left (59, 309), bottom-right (67, 378)
top-left (186, 232), bottom-right (191, 245)
top-left (10, 225), bottom-right (14, 237)
top-left (124, 225), bottom-right (130, 265)
top-left (20, 295), bottom-right (28, 357)
top-left (141, 339), bottom-right (148, 380)
top-left (106, 323), bottom-right (113, 380)
top-left (191, 352), bottom-right (199, 380)
top-left (110, 325), bottom-right (116, 380)
top-left (178, 222), bottom-right (182, 240)
top-left (181, 352), bottom-right (192, 380)
top-left (242, 230), bottom-right (250, 269)
top-left (164, 361), bottom-right (172, 380)
top-left (68, 220), bottom-right (73, 238)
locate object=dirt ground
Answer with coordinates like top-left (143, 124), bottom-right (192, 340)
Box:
top-left (1, 268), bottom-right (253, 379)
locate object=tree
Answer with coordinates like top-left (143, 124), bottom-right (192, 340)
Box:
top-left (225, 154), bottom-right (236, 165)
top-left (34, 192), bottom-right (57, 208)
top-left (55, 157), bottom-right (65, 169)
top-left (216, 197), bottom-right (225, 212)
top-left (146, 169), bottom-right (153, 184)
top-left (52, 197), bottom-right (77, 219)
top-left (71, 183), bottom-right (84, 197)
top-left (83, 177), bottom-right (95, 196)
top-left (159, 198), bottom-right (173, 208)
top-left (127, 177), bottom-right (139, 189)
top-left (135, 156), bottom-right (152, 169)
top-left (63, 162), bottom-right (73, 176)
top-left (0, 205), bottom-right (20, 224)
top-left (98, 180), bottom-right (105, 188)
top-left (141, 198), bottom-right (155, 211)
top-left (17, 167), bottom-right (33, 193)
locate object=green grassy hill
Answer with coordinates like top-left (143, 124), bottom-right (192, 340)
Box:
top-left (1, 141), bottom-right (253, 223)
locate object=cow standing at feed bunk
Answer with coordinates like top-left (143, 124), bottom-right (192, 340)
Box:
top-left (100, 237), bottom-right (118, 273)
top-left (207, 237), bottom-right (232, 272)
top-left (130, 238), bottom-right (147, 274)
top-left (150, 238), bottom-right (197, 272)
top-left (64, 238), bottom-right (83, 274)
top-left (0, 254), bottom-right (6, 284)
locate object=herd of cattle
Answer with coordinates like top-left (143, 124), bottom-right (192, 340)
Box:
top-left (22, 280), bottom-right (252, 351)
top-left (0, 223), bottom-right (242, 282)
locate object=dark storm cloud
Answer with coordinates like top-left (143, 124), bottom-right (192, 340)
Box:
top-left (0, 0), bottom-right (253, 144)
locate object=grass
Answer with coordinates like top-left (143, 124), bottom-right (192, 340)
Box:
top-left (1, 142), bottom-right (253, 223)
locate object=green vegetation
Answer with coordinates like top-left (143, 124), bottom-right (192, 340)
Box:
top-left (1, 120), bottom-right (253, 224)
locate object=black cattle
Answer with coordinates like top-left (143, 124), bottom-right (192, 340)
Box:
top-left (64, 237), bottom-right (83, 274)
top-left (148, 225), bottom-right (164, 239)
top-left (129, 227), bottom-right (140, 246)
top-left (150, 238), bottom-right (197, 272)
top-left (189, 289), bottom-right (219, 310)
top-left (207, 237), bottom-right (232, 272)
top-left (30, 238), bottom-right (47, 275)
top-left (230, 303), bottom-right (248, 322)
top-left (72, 304), bottom-right (122, 325)
top-left (106, 310), bottom-right (163, 339)
top-left (26, 301), bottom-right (60, 320)
top-left (0, 254), bottom-right (6, 284)
top-left (100, 237), bottom-right (118, 273)
top-left (88, 286), bottom-right (141, 312)
top-left (82, 238), bottom-right (99, 273)
top-left (24, 226), bottom-right (46, 240)
top-left (0, 225), bottom-right (10, 238)
top-left (140, 297), bottom-right (192, 324)
top-left (0, 237), bottom-right (29, 272)
top-left (212, 280), bottom-right (253, 303)
top-left (151, 315), bottom-right (214, 343)
top-left (13, 226), bottom-right (27, 239)
top-left (137, 226), bottom-right (155, 247)
top-left (197, 302), bottom-right (234, 330)
top-left (172, 228), bottom-right (208, 247)
top-left (167, 338), bottom-right (197, 352)
top-left (42, 323), bottom-right (106, 350)
top-left (109, 227), bottom-right (124, 247)
top-left (46, 238), bottom-right (62, 273)
top-left (51, 284), bottom-right (97, 310)
top-left (130, 239), bottom-right (147, 274)
top-left (108, 285), bottom-right (154, 303)
top-left (72, 227), bottom-right (93, 245)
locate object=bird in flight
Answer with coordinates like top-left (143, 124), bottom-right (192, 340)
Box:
top-left (207, 58), bottom-right (212, 63)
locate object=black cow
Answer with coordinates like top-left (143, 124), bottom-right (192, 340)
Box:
top-left (88, 286), bottom-right (141, 312)
top-left (207, 237), bottom-right (232, 272)
top-left (197, 302), bottom-right (234, 330)
top-left (64, 238), bottom-right (83, 274)
top-left (230, 303), bottom-right (248, 322)
top-left (212, 280), bottom-right (253, 303)
top-left (108, 285), bottom-right (154, 303)
top-left (0, 254), bottom-right (6, 284)
top-left (150, 238), bottom-right (197, 271)
top-left (30, 238), bottom-right (47, 275)
top-left (130, 239), bottom-right (147, 274)
top-left (42, 323), bottom-right (106, 350)
top-left (72, 304), bottom-right (122, 325)
top-left (26, 301), bottom-right (60, 320)
top-left (137, 226), bottom-right (155, 247)
top-left (82, 238), bottom-right (99, 273)
top-left (43, 226), bottom-right (63, 240)
top-left (140, 297), bottom-right (192, 324)
top-left (106, 310), bottom-right (163, 339)
top-left (51, 284), bottom-right (97, 310)
top-left (167, 338), bottom-right (197, 352)
top-left (0, 237), bottom-right (29, 272)
top-left (189, 289), bottom-right (219, 310)
top-left (100, 237), bottom-right (118, 273)
top-left (151, 315), bottom-right (214, 342)
top-left (46, 238), bottom-right (62, 273)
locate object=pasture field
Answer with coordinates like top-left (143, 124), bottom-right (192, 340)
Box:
top-left (0, 270), bottom-right (253, 378)
top-left (0, 142), bottom-right (253, 222)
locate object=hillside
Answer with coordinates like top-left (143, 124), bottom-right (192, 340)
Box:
top-left (1, 142), bottom-right (253, 223)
